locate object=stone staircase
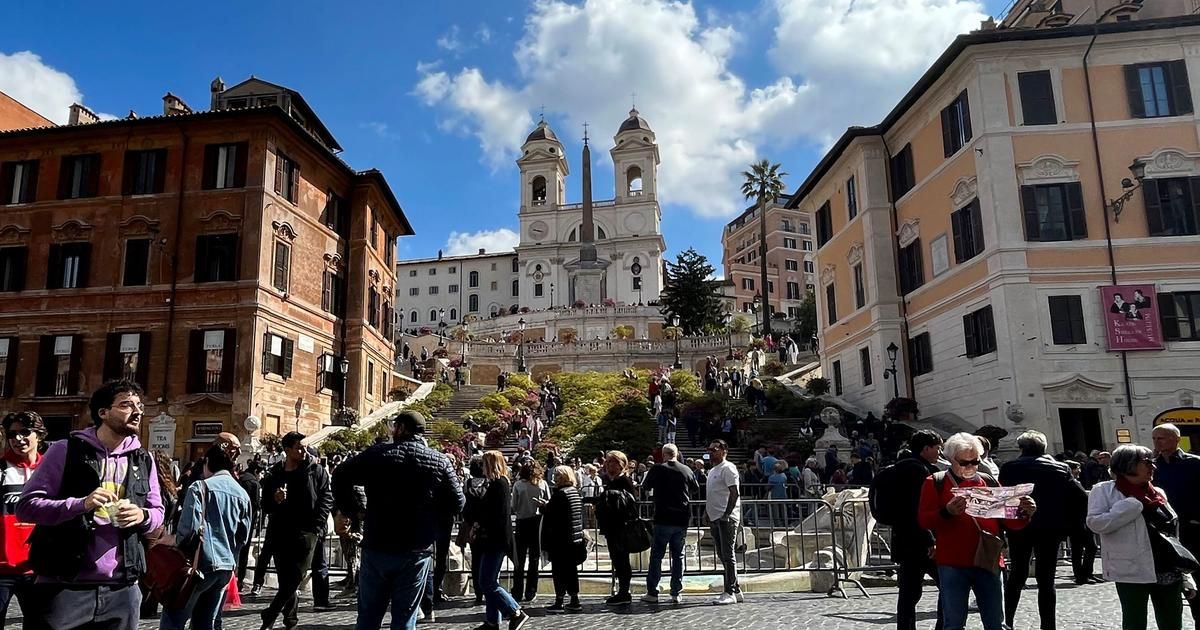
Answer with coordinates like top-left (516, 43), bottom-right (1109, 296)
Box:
top-left (674, 413), bottom-right (813, 467)
top-left (432, 384), bottom-right (523, 460)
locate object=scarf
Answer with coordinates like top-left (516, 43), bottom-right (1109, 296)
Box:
top-left (1114, 476), bottom-right (1167, 511)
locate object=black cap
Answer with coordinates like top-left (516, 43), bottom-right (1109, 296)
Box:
top-left (282, 431), bottom-right (306, 448)
top-left (395, 410), bottom-right (427, 434)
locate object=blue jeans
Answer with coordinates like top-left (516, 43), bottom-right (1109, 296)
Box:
top-left (0, 574), bottom-right (34, 626)
top-left (646, 524), bottom-right (686, 597)
top-left (356, 548), bottom-right (432, 630)
top-left (479, 550), bottom-right (520, 624)
top-left (159, 569), bottom-right (232, 630)
top-left (938, 565), bottom-right (1004, 630)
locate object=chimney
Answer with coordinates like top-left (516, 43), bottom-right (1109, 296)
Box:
top-left (478, 248), bottom-right (486, 255)
top-left (162, 93), bottom-right (192, 116)
top-left (210, 76), bottom-right (225, 110)
top-left (68, 103), bottom-right (99, 126)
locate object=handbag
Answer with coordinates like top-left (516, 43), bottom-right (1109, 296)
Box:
top-left (1146, 509), bottom-right (1200, 573)
top-left (620, 517), bottom-right (653, 554)
top-left (142, 481), bottom-right (208, 610)
top-left (971, 518), bottom-right (1005, 574)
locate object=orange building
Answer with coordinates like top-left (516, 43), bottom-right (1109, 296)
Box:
top-left (791, 10), bottom-right (1200, 453)
top-left (0, 90), bottom-right (53, 132)
top-left (0, 78), bottom-right (412, 459)
top-left (721, 196), bottom-right (816, 321)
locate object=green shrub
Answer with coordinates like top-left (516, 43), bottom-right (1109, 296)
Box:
top-left (805, 377), bottom-right (831, 396)
top-left (480, 392), bottom-right (513, 413)
top-left (462, 408), bottom-right (499, 429)
top-left (570, 398), bottom-right (657, 462)
top-left (668, 370), bottom-right (704, 405)
top-left (430, 420), bottom-right (465, 444)
top-left (507, 373), bottom-right (536, 391)
top-left (762, 360), bottom-right (786, 377)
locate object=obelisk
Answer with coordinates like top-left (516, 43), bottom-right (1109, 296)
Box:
top-left (565, 123), bottom-right (609, 305)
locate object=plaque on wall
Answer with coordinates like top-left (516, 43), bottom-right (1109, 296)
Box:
top-left (930, 234), bottom-right (950, 277)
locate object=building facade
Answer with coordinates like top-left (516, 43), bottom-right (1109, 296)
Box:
top-left (794, 11), bottom-right (1200, 453)
top-left (395, 249), bottom-right (519, 332)
top-left (0, 78), bottom-right (411, 459)
top-left (721, 197), bottom-right (816, 319)
top-left (0, 90), bottom-right (53, 132)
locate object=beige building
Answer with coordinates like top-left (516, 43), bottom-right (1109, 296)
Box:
top-left (721, 197), bottom-right (816, 320)
top-left (791, 10), bottom-right (1200, 453)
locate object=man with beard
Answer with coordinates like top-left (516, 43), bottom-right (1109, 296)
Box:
top-left (18, 380), bottom-right (165, 629)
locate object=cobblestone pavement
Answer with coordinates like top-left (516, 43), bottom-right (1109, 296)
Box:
top-left (42, 574), bottom-right (1185, 630)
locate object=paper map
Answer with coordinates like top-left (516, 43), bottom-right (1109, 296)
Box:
top-left (950, 483), bottom-right (1033, 519)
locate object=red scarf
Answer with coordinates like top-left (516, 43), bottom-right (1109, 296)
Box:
top-left (1115, 476), bottom-right (1167, 511)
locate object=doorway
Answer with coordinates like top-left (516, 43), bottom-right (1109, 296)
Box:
top-left (1059, 408), bottom-right (1103, 454)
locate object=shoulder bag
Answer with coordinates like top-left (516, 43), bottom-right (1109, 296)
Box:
top-left (143, 481), bottom-right (208, 610)
top-left (945, 473), bottom-right (1005, 574)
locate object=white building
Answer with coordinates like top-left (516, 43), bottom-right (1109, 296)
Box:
top-left (395, 250), bottom-right (518, 332)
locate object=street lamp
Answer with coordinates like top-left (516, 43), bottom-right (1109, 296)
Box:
top-left (550, 283), bottom-right (555, 309)
top-left (1108, 160), bottom-right (1147, 223)
top-left (671, 314), bottom-right (682, 369)
top-left (883, 341), bottom-right (900, 400)
top-left (517, 317), bottom-right (528, 373)
top-left (338, 356), bottom-right (352, 426)
top-left (461, 321), bottom-right (469, 365)
top-left (723, 311), bottom-right (734, 360)
top-left (438, 308), bottom-right (447, 345)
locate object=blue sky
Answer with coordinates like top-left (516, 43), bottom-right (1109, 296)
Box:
top-left (4, 0), bottom-right (1008, 272)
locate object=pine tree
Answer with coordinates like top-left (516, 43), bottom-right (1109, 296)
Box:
top-left (659, 248), bottom-right (724, 335)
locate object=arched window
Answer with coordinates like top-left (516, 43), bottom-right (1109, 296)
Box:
top-left (512, 258), bottom-right (519, 272)
top-left (627, 165), bottom-right (643, 195)
top-left (429, 309), bottom-right (438, 322)
top-left (449, 308), bottom-right (457, 321)
top-left (568, 228), bottom-right (576, 242)
top-left (469, 294), bottom-right (479, 312)
top-left (409, 310), bottom-right (417, 323)
top-left (512, 279), bottom-right (519, 297)
top-left (469, 271), bottom-right (479, 288)
top-left (531, 176), bottom-right (547, 205)
top-left (598, 226), bottom-right (607, 239)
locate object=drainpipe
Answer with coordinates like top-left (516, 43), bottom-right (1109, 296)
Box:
top-left (160, 128), bottom-right (189, 401)
top-left (880, 136), bottom-right (916, 403)
top-left (1083, 30), bottom-right (1136, 418)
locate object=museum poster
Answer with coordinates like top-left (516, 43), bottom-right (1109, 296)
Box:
top-left (1100, 284), bottom-right (1164, 351)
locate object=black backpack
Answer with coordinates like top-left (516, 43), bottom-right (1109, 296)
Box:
top-left (868, 463), bottom-right (901, 526)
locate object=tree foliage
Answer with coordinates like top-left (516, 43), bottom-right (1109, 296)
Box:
top-left (792, 290), bottom-right (818, 344)
top-left (741, 159), bottom-right (788, 336)
top-left (659, 248), bottom-right (724, 336)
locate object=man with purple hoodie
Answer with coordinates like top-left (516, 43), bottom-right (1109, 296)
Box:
top-left (17, 379), bottom-right (164, 630)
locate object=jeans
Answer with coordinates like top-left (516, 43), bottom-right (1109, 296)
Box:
top-left (262, 531), bottom-right (318, 628)
top-left (1004, 530), bottom-right (1064, 630)
top-left (938, 565), bottom-right (1004, 630)
top-left (158, 568), bottom-right (232, 630)
top-left (0, 574), bottom-right (34, 626)
top-left (479, 550), bottom-right (520, 625)
top-left (1115, 581), bottom-right (1185, 630)
top-left (646, 524), bottom-right (686, 597)
top-left (512, 516), bottom-right (542, 600)
top-left (710, 516), bottom-right (741, 594)
top-left (470, 543), bottom-right (483, 601)
top-left (356, 548), bottom-right (432, 630)
top-left (310, 535), bottom-right (331, 607)
top-left (25, 583), bottom-right (141, 630)
top-left (421, 522), bottom-right (451, 611)
top-left (606, 537), bottom-right (632, 595)
top-left (1069, 526), bottom-right (1097, 581)
top-left (548, 549), bottom-right (579, 602)
top-left (896, 556), bottom-right (943, 630)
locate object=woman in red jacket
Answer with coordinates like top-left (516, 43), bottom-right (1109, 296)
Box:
top-left (0, 411), bottom-right (45, 625)
top-left (919, 432), bottom-right (1036, 630)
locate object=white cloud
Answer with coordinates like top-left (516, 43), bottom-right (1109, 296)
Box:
top-left (477, 24), bottom-right (493, 44)
top-left (0, 51), bottom-right (82, 124)
top-left (445, 228), bottom-right (520, 256)
top-left (415, 0), bottom-right (985, 219)
top-left (437, 25), bottom-right (464, 52)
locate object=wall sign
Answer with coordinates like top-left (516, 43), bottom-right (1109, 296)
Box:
top-left (1099, 284), bottom-right (1163, 351)
top-left (193, 422), bottom-right (223, 437)
top-left (1154, 407), bottom-right (1200, 426)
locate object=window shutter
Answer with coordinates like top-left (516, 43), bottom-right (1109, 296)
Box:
top-left (283, 338), bottom-right (294, 379)
top-left (963, 312), bottom-right (977, 357)
top-left (1069, 297), bottom-right (1086, 344)
top-left (122, 151), bottom-right (136, 195)
top-left (1049, 297), bottom-right (1070, 344)
top-left (1142, 179), bottom-right (1164, 236)
top-left (46, 244), bottom-right (62, 289)
top-left (1125, 65), bottom-right (1146, 118)
top-left (84, 155), bottom-right (100, 197)
top-left (951, 209), bottom-right (965, 264)
top-left (136, 332), bottom-right (152, 391)
top-left (202, 145), bottom-right (218, 189)
top-left (220, 328), bottom-right (237, 393)
top-left (273, 242), bottom-right (288, 291)
top-left (274, 152), bottom-right (284, 194)
top-left (194, 236), bottom-right (210, 283)
top-left (1021, 186), bottom-right (1041, 240)
top-left (57, 158), bottom-right (71, 199)
top-left (67, 335), bottom-right (83, 394)
top-left (233, 142), bottom-right (249, 188)
top-left (941, 107), bottom-right (954, 158)
top-left (1159, 292), bottom-right (1180, 340)
top-left (970, 200), bottom-right (985, 254)
top-left (321, 271), bottom-right (331, 311)
top-left (960, 91), bottom-right (973, 142)
top-left (290, 162), bottom-right (300, 203)
top-left (75, 243), bottom-right (91, 289)
top-left (1066, 182), bottom-right (1087, 238)
top-left (262, 332), bottom-right (272, 374)
top-left (35, 336), bottom-right (54, 396)
top-left (24, 161), bottom-right (38, 202)
top-left (981, 307), bottom-right (996, 352)
top-left (1170, 60), bottom-right (1193, 115)
top-left (153, 149), bottom-right (168, 193)
top-left (186, 330), bottom-right (204, 393)
top-left (103, 332), bottom-right (122, 382)
top-left (2, 338), bottom-right (16, 398)
top-left (0, 162), bottom-right (13, 203)
top-left (10, 247), bottom-right (26, 291)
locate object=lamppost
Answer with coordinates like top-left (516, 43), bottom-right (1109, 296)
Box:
top-left (437, 308), bottom-right (447, 346)
top-left (631, 259), bottom-right (643, 306)
top-left (517, 317), bottom-right (528, 373)
top-left (550, 283), bottom-right (555, 309)
top-left (460, 321), bottom-right (469, 365)
top-left (337, 356), bottom-right (352, 426)
top-left (671, 314), bottom-right (682, 369)
top-left (723, 311), bottom-right (734, 360)
top-left (1106, 160), bottom-right (1147, 222)
top-left (883, 341), bottom-right (900, 400)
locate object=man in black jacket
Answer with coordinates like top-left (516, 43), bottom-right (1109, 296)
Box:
top-left (1000, 430), bottom-right (1088, 630)
top-left (333, 410), bottom-right (465, 630)
top-left (640, 443), bottom-right (698, 604)
top-left (1153, 423), bottom-right (1200, 625)
top-left (236, 462), bottom-right (262, 589)
top-left (870, 430), bottom-right (943, 630)
top-left (259, 432), bottom-right (334, 630)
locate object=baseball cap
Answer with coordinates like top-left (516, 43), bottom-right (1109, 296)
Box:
top-left (394, 410), bottom-right (427, 434)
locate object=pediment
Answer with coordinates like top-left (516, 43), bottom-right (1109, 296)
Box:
top-left (1042, 373), bottom-right (1114, 391)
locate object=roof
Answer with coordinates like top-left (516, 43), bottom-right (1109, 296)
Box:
top-left (0, 89), bottom-right (55, 131)
top-left (725, 194), bottom-right (795, 230)
top-left (396, 250), bottom-right (516, 266)
top-left (618, 108), bottom-right (653, 133)
top-left (219, 77), bottom-right (342, 152)
top-left (784, 13), bottom-right (1200, 209)
top-left (525, 120), bottom-right (559, 143)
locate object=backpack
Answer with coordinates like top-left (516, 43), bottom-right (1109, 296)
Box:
top-left (868, 464), bottom-right (901, 526)
top-left (933, 470), bottom-right (998, 492)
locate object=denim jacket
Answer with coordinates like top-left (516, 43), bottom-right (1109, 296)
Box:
top-left (177, 470), bottom-right (252, 572)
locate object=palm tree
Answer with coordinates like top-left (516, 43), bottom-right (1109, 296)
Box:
top-left (741, 160), bottom-right (788, 338)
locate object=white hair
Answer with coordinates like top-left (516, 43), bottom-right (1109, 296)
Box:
top-left (943, 432), bottom-right (984, 461)
top-left (662, 443), bottom-right (679, 461)
top-left (1154, 423), bottom-right (1182, 438)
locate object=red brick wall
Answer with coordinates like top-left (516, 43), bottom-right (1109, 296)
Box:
top-left (0, 91), bottom-right (53, 131)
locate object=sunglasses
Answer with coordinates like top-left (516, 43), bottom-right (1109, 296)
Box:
top-left (5, 428), bottom-right (32, 440)
top-left (956, 459), bottom-right (982, 467)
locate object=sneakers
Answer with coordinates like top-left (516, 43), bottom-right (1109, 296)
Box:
top-left (734, 590), bottom-right (745, 603)
top-left (606, 592), bottom-right (632, 606)
top-left (545, 602), bottom-right (565, 614)
top-left (249, 585), bottom-right (263, 597)
top-left (508, 610), bottom-right (531, 630)
top-left (640, 593), bottom-right (660, 604)
top-left (670, 594), bottom-right (684, 605)
top-left (712, 592), bottom-right (737, 605)
top-left (565, 600), bottom-right (583, 613)
top-left (312, 604), bottom-right (337, 612)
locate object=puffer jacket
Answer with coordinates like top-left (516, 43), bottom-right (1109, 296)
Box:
top-left (541, 486), bottom-right (584, 556)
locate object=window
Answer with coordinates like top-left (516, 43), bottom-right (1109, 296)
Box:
top-left (382, 302), bottom-right (393, 340)
top-left (785, 259), bottom-right (799, 272)
top-left (908, 333), bottom-right (933, 376)
top-left (450, 284), bottom-right (460, 294)
top-left (322, 191), bottom-right (350, 238)
top-left (409, 310), bottom-right (417, 323)
top-left (898, 240), bottom-right (924, 295)
top-left (322, 270), bottom-right (346, 317)
top-left (490, 281), bottom-right (497, 291)
top-left (815, 201), bottom-right (833, 246)
top-left (368, 288), bottom-right (380, 328)
top-left (807, 283), bottom-right (815, 293)
top-left (741, 278), bottom-right (755, 291)
top-left (0, 247), bottom-right (27, 292)
top-left (847, 176), bottom-right (858, 220)
top-left (203, 143), bottom-right (248, 190)
top-left (1160, 291), bottom-right (1200, 341)
top-left (1021, 183), bottom-right (1087, 241)
top-left (832, 360), bottom-right (843, 396)
top-left (512, 280), bottom-right (519, 297)
top-left (890, 143), bottom-right (916, 201)
top-left (469, 294), bottom-right (479, 312)
top-left (428, 286), bottom-right (439, 295)
top-left (123, 239), bottom-right (150, 286)
top-left (784, 237), bottom-right (797, 249)
top-left (853, 264), bottom-right (866, 308)
top-left (860, 347), bottom-right (872, 386)
top-left (273, 151), bottom-right (300, 204)
top-left (512, 258), bottom-right (519, 273)
top-left (1048, 295), bottom-right (1087, 345)
top-left (36, 334), bottom-right (81, 397)
top-left (963, 305), bottom-right (997, 358)
top-left (370, 214), bottom-right (379, 248)
top-left (767, 281), bottom-right (775, 295)
top-left (491, 262), bottom-right (497, 271)
top-left (825, 283), bottom-right (837, 325)
top-left (317, 353), bottom-right (338, 391)
top-left (47, 242), bottom-right (90, 289)
top-left (469, 271), bottom-right (479, 288)
top-left (786, 282), bottom-right (801, 300)
top-left (123, 149), bottom-right (167, 195)
top-left (449, 308), bottom-right (457, 321)
top-left (58, 154), bottom-right (100, 199)
top-left (531, 176), bottom-right (547, 205)
top-left (1019, 70), bottom-right (1057, 125)
top-left (429, 309), bottom-right (438, 322)
top-left (951, 199), bottom-right (986, 263)
top-left (187, 329), bottom-right (236, 393)
top-left (367, 360), bottom-right (375, 396)
top-left (408, 287), bottom-right (419, 296)
top-left (384, 235), bottom-right (393, 265)
top-left (799, 223), bottom-right (811, 235)
top-left (534, 283), bottom-right (544, 297)
top-left (261, 333), bottom-right (294, 378)
top-left (787, 306), bottom-right (801, 319)
top-left (450, 266), bottom-right (458, 274)
top-left (1125, 61), bottom-right (1192, 119)
top-left (802, 240), bottom-right (813, 251)
top-left (0, 337), bottom-right (16, 398)
top-left (408, 269), bottom-right (418, 277)
top-left (633, 276), bottom-right (642, 290)
top-left (272, 241), bottom-right (290, 292)
top-left (941, 90), bottom-right (973, 157)
top-left (1, 160), bottom-right (38, 204)
top-left (194, 234), bottom-right (238, 283)
top-left (1141, 178), bottom-right (1200, 237)
top-left (804, 261), bottom-right (815, 273)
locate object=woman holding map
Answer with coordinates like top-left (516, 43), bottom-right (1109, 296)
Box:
top-left (918, 433), bottom-right (1037, 630)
